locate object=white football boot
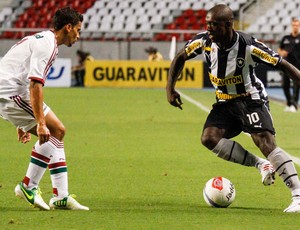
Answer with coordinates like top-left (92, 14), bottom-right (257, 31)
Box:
top-left (15, 182), bottom-right (50, 210)
top-left (284, 196), bottom-right (300, 213)
top-left (258, 161), bottom-right (275, 186)
top-left (49, 194), bottom-right (89, 210)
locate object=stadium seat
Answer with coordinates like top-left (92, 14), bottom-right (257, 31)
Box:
top-left (122, 8), bottom-right (134, 17)
top-left (106, 1), bottom-right (118, 9)
top-left (88, 14), bottom-right (101, 24)
top-left (179, 2), bottom-right (191, 10)
top-left (139, 23), bottom-right (152, 31)
top-left (147, 8), bottom-right (158, 17)
top-left (84, 7), bottom-right (98, 19)
top-left (109, 8), bottom-right (122, 17)
top-left (131, 1), bottom-right (142, 9)
top-left (272, 24), bottom-right (285, 33)
top-left (86, 21), bottom-right (99, 31)
top-left (256, 15), bottom-right (268, 26)
top-left (118, 1), bottom-right (130, 9)
top-left (124, 20), bottom-right (137, 32)
top-left (144, 1), bottom-right (155, 9)
top-left (1, 0), bottom-right (255, 41)
top-left (93, 0), bottom-right (105, 10)
top-left (153, 33), bottom-right (168, 41)
top-left (134, 7), bottom-right (146, 17)
top-left (150, 15), bottom-right (163, 25)
top-left (137, 15), bottom-right (149, 24)
top-left (168, 2), bottom-right (179, 10)
top-left (265, 9), bottom-right (277, 18)
top-left (203, 2), bottom-right (215, 10)
top-left (281, 16), bottom-right (292, 27)
top-left (229, 2), bottom-right (239, 11)
top-left (111, 21), bottom-right (123, 32)
top-left (285, 1), bottom-right (297, 11)
top-left (268, 17), bottom-right (281, 26)
top-left (246, 24), bottom-right (259, 34)
top-left (156, 1), bottom-right (167, 9)
top-left (260, 24), bottom-right (273, 34)
top-left (100, 14), bottom-right (113, 24)
top-left (191, 2), bottom-right (205, 10)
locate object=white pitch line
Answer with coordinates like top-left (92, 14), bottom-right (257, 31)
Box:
top-left (177, 90), bottom-right (300, 167)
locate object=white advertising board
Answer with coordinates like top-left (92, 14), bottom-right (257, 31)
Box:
top-left (45, 58), bottom-right (71, 87)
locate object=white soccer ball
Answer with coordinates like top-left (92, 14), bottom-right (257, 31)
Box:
top-left (203, 176), bottom-right (236, 208)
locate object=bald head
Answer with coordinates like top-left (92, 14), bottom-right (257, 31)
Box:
top-left (206, 4), bottom-right (234, 22)
top-left (205, 4), bottom-right (235, 47)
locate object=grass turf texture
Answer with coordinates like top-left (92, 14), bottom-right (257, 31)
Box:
top-left (1, 87), bottom-right (300, 229)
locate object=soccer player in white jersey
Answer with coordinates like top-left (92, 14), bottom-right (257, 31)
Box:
top-left (166, 4), bottom-right (300, 212)
top-left (0, 7), bottom-right (89, 210)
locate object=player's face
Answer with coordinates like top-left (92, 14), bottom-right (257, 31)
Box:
top-left (206, 13), bottom-right (229, 43)
top-left (65, 22), bottom-right (82, 47)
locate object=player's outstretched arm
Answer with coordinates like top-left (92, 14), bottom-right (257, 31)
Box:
top-left (278, 59), bottom-right (300, 84)
top-left (166, 48), bottom-right (188, 110)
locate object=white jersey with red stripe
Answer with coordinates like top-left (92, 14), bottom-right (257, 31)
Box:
top-left (0, 30), bottom-right (58, 98)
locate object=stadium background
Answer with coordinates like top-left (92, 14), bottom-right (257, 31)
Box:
top-left (0, 0), bottom-right (294, 87)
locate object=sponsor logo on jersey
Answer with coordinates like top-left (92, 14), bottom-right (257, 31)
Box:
top-left (34, 34), bottom-right (44, 39)
top-left (252, 48), bottom-right (279, 65)
top-left (204, 46), bottom-right (213, 52)
top-left (185, 40), bottom-right (202, 56)
top-left (215, 91), bottom-right (249, 100)
top-left (209, 73), bottom-right (243, 86)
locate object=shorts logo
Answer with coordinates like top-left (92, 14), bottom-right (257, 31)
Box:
top-left (236, 58), bottom-right (245, 68)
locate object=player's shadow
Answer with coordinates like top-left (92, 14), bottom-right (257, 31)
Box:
top-left (86, 199), bottom-right (281, 213)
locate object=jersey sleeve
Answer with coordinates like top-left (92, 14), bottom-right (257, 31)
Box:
top-left (249, 38), bottom-right (282, 67)
top-left (28, 34), bottom-right (55, 85)
top-left (184, 32), bottom-right (207, 60)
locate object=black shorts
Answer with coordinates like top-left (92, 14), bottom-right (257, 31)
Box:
top-left (203, 98), bottom-right (275, 139)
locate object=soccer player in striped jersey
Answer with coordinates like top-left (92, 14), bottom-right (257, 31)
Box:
top-left (166, 4), bottom-right (300, 212)
top-left (0, 7), bottom-right (88, 210)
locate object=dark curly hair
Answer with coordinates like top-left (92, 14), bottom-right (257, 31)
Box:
top-left (52, 7), bottom-right (83, 30)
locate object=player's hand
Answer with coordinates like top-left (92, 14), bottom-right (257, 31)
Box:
top-left (166, 88), bottom-right (183, 110)
top-left (36, 124), bottom-right (50, 145)
top-left (17, 128), bottom-right (31, 144)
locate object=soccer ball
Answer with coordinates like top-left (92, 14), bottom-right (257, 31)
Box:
top-left (203, 176), bottom-right (236, 208)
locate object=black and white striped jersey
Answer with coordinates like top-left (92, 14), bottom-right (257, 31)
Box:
top-left (184, 31), bottom-right (282, 102)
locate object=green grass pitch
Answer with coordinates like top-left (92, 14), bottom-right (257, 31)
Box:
top-left (1, 88), bottom-right (300, 229)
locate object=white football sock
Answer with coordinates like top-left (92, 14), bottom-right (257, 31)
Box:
top-left (22, 140), bottom-right (53, 189)
top-left (48, 136), bottom-right (69, 198)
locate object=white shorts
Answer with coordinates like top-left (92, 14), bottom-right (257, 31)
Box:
top-left (0, 94), bottom-right (51, 132)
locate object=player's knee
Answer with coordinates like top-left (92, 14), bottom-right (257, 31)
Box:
top-left (52, 124), bottom-right (66, 141)
top-left (201, 134), bottom-right (218, 150)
